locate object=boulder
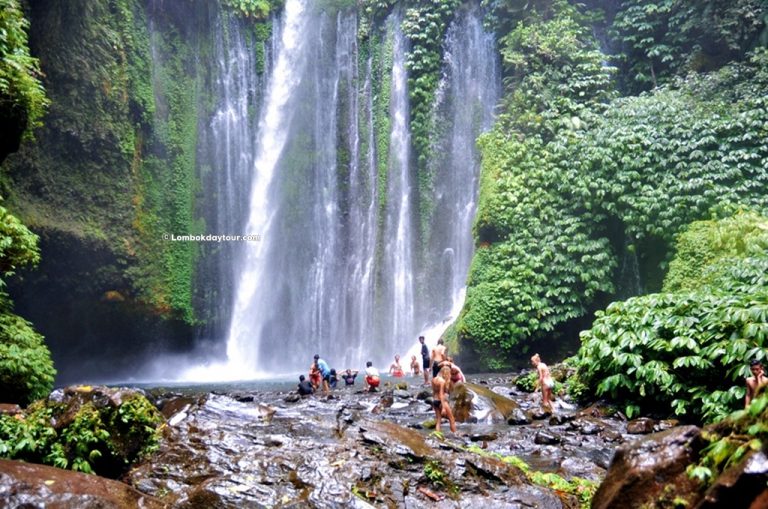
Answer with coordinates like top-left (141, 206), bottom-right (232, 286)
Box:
top-left (591, 425), bottom-right (703, 509)
top-left (534, 430), bottom-right (561, 445)
top-left (627, 417), bottom-right (655, 434)
top-left (698, 450), bottom-right (768, 508)
top-left (452, 383), bottom-right (518, 423)
top-left (0, 459), bottom-right (165, 508)
top-left (507, 408), bottom-right (532, 425)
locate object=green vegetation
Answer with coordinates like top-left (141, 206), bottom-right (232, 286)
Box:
top-left (458, 0), bottom-right (768, 369)
top-left (575, 212), bottom-right (768, 422)
top-left (464, 444), bottom-right (597, 508)
top-left (0, 388), bottom-right (162, 477)
top-left (0, 201), bottom-right (54, 405)
top-left (221, 0), bottom-right (274, 19)
top-left (689, 392), bottom-right (768, 485)
top-left (612, 0), bottom-right (768, 91)
top-left (0, 0), bottom-right (49, 136)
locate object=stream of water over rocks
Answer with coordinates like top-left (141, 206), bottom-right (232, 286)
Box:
top-left (115, 373), bottom-right (676, 508)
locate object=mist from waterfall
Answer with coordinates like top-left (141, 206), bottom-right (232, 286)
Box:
top-left (185, 2), bottom-right (500, 379)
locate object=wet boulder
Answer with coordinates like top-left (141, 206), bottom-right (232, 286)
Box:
top-left (534, 430), bottom-right (562, 445)
top-left (0, 458), bottom-right (164, 508)
top-left (452, 383), bottom-right (518, 423)
top-left (627, 417), bottom-right (655, 434)
top-left (591, 425), bottom-right (703, 509)
top-left (698, 450), bottom-right (768, 508)
top-left (507, 408), bottom-right (532, 425)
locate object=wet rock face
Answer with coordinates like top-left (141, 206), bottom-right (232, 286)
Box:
top-left (452, 382), bottom-right (519, 423)
top-left (591, 425), bottom-right (704, 509)
top-left (0, 458), bottom-right (164, 509)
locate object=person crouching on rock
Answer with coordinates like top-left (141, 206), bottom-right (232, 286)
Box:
top-left (432, 365), bottom-right (456, 433)
top-left (364, 361), bottom-right (380, 392)
top-left (297, 375), bottom-right (314, 396)
top-left (746, 359), bottom-right (768, 407)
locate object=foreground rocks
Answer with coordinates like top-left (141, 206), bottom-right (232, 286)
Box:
top-left (3, 375), bottom-right (720, 508)
top-left (0, 459), bottom-right (164, 508)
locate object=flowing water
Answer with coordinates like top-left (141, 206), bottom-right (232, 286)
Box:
top-left (186, 2), bottom-right (500, 379)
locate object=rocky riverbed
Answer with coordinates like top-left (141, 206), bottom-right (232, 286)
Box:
top-left (0, 374), bottom-right (688, 508)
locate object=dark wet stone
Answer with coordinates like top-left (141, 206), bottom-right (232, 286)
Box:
top-left (393, 389), bottom-right (411, 399)
top-left (469, 432), bottom-right (499, 442)
top-left (534, 430), bottom-right (561, 445)
top-left (549, 412), bottom-right (575, 425)
top-left (627, 417), bottom-right (655, 434)
top-left (699, 450), bottom-right (768, 509)
top-left (591, 425), bottom-right (703, 509)
top-left (559, 456), bottom-right (606, 481)
top-left (0, 458), bottom-right (165, 509)
top-left (284, 393), bottom-right (301, 403)
top-left (655, 419), bottom-right (680, 432)
top-left (586, 448), bottom-right (615, 470)
top-left (415, 390), bottom-right (430, 400)
top-left (507, 408), bottom-right (532, 425)
top-left (530, 408), bottom-right (552, 420)
top-left (579, 421), bottom-right (603, 436)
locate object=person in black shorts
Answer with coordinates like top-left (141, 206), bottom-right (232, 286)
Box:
top-left (297, 375), bottom-right (314, 396)
top-left (420, 336), bottom-right (430, 385)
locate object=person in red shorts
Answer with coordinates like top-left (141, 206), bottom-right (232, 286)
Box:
top-left (364, 361), bottom-right (380, 392)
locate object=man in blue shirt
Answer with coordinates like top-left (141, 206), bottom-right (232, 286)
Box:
top-left (314, 354), bottom-right (332, 395)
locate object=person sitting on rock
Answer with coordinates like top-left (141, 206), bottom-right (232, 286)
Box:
top-left (410, 355), bottom-right (420, 376)
top-left (364, 361), bottom-right (380, 392)
top-left (431, 365), bottom-right (456, 433)
top-left (745, 359), bottom-right (768, 407)
top-left (297, 375), bottom-right (314, 396)
top-left (389, 355), bottom-right (405, 378)
top-left (531, 353), bottom-right (554, 411)
top-left (341, 369), bottom-right (358, 386)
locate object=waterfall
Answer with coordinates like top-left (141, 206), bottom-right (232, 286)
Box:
top-left (225, 0), bottom-right (310, 376)
top-left (425, 5), bottom-right (501, 322)
top-left (188, 2), bottom-right (500, 379)
top-left (381, 19), bottom-right (416, 358)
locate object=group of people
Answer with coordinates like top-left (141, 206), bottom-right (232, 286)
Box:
top-left (295, 340), bottom-right (560, 435)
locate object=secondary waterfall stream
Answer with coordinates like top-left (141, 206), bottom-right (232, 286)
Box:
top-left (189, 2), bottom-right (500, 378)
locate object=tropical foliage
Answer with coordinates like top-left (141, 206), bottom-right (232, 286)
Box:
top-left (458, 29), bottom-right (768, 368)
top-left (0, 0), bottom-right (49, 135)
top-left (0, 389), bottom-right (162, 476)
top-left (0, 204), bottom-right (54, 405)
top-left (575, 212), bottom-right (768, 422)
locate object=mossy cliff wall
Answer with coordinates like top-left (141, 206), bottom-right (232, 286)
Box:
top-left (0, 0), bottom-right (224, 381)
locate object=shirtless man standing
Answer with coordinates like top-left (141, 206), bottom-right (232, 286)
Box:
top-left (531, 353), bottom-right (554, 411)
top-left (745, 359), bottom-right (768, 407)
top-left (431, 338), bottom-right (448, 380)
top-left (431, 365), bottom-right (456, 433)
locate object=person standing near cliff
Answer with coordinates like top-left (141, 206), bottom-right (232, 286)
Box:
top-left (420, 336), bottom-right (430, 385)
